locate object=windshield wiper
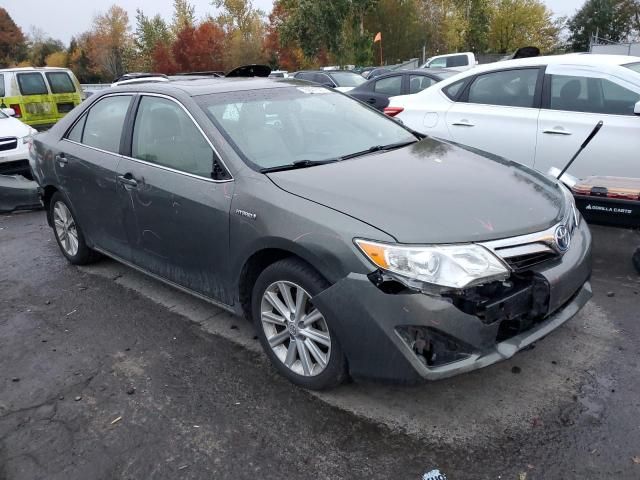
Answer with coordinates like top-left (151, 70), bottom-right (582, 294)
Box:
top-left (340, 140), bottom-right (418, 161)
top-left (260, 159), bottom-right (339, 173)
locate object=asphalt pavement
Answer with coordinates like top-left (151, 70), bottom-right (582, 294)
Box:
top-left (1, 210), bottom-right (639, 479)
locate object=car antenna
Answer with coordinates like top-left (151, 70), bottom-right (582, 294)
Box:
top-left (556, 121), bottom-right (604, 180)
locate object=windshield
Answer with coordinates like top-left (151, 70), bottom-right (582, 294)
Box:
top-left (625, 62), bottom-right (640, 74)
top-left (329, 72), bottom-right (366, 87)
top-left (197, 85), bottom-right (415, 170)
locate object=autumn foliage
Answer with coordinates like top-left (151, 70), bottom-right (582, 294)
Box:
top-left (171, 22), bottom-right (226, 73)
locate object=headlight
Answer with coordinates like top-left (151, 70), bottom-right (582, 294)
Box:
top-left (355, 239), bottom-right (510, 290)
top-left (559, 183), bottom-right (581, 229)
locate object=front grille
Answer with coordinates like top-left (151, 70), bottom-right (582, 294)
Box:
top-left (502, 251), bottom-right (559, 272)
top-left (57, 102), bottom-right (75, 114)
top-left (0, 137), bottom-right (18, 152)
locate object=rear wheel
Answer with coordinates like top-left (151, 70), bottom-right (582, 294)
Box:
top-left (252, 258), bottom-right (347, 390)
top-left (50, 192), bottom-right (100, 265)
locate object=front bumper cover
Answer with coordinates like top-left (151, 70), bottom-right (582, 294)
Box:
top-left (312, 221), bottom-right (592, 383)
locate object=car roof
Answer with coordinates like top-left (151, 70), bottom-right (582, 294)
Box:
top-left (0, 66), bottom-right (72, 73)
top-left (109, 77), bottom-right (306, 97)
top-left (471, 53), bottom-right (640, 74)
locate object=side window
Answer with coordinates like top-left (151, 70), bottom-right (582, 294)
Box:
top-left (443, 80), bottom-right (466, 100)
top-left (45, 72), bottom-right (77, 94)
top-left (67, 115), bottom-right (87, 143)
top-left (601, 79), bottom-right (640, 115)
top-left (374, 76), bottom-right (402, 95)
top-left (314, 73), bottom-right (333, 86)
top-left (0, 74), bottom-right (4, 97)
top-left (17, 73), bottom-right (49, 95)
top-left (409, 75), bottom-right (436, 94)
top-left (132, 96), bottom-right (215, 178)
top-left (447, 55), bottom-right (469, 68)
top-left (468, 69), bottom-right (539, 108)
top-left (428, 58), bottom-right (447, 68)
top-left (82, 95), bottom-right (131, 153)
top-left (551, 74), bottom-right (640, 115)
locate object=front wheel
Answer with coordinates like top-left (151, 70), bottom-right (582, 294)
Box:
top-left (50, 192), bottom-right (100, 265)
top-left (252, 258), bottom-right (347, 390)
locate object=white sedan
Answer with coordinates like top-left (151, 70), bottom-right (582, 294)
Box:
top-left (387, 54), bottom-right (640, 179)
top-left (0, 107), bottom-right (37, 177)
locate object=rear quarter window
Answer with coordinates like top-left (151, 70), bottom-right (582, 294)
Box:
top-left (46, 72), bottom-right (76, 94)
top-left (443, 79), bottom-right (466, 100)
top-left (17, 73), bottom-right (49, 95)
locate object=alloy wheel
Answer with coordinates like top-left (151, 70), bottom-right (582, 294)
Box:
top-left (53, 201), bottom-right (79, 257)
top-left (260, 281), bottom-right (331, 377)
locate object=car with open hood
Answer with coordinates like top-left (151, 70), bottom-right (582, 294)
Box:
top-left (30, 77), bottom-right (592, 389)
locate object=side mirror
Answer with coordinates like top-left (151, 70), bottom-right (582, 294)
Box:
top-left (322, 83), bottom-right (335, 89)
top-left (635, 101), bottom-right (640, 115)
top-left (1, 108), bottom-right (16, 117)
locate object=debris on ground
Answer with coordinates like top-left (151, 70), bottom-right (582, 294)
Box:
top-left (126, 386), bottom-right (136, 395)
top-left (74, 396), bottom-right (82, 401)
top-left (512, 366), bottom-right (522, 374)
top-left (110, 416), bottom-right (123, 425)
top-left (632, 456), bottom-right (640, 464)
top-left (607, 292), bottom-right (616, 298)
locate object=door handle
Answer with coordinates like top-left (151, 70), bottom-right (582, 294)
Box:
top-left (543, 128), bottom-right (572, 136)
top-left (452, 120), bottom-right (475, 127)
top-left (55, 153), bottom-right (67, 164)
top-left (117, 174), bottom-right (138, 188)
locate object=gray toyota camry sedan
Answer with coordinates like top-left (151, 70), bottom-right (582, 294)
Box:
top-left (31, 78), bottom-right (592, 390)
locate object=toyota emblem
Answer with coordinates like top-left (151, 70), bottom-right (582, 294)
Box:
top-left (554, 225), bottom-right (571, 253)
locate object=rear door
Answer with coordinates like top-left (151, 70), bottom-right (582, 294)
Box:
top-left (535, 65), bottom-right (640, 178)
top-left (14, 72), bottom-right (57, 127)
top-left (57, 94), bottom-right (134, 259)
top-left (45, 71), bottom-right (82, 119)
top-left (444, 67), bottom-right (543, 166)
top-left (116, 94), bottom-right (234, 303)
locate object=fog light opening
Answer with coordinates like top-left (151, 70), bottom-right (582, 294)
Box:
top-left (396, 326), bottom-right (473, 368)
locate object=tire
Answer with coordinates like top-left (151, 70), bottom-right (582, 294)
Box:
top-left (251, 258), bottom-right (347, 390)
top-left (49, 191), bottom-right (100, 266)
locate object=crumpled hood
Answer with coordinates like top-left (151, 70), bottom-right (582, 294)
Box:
top-left (267, 138), bottom-right (565, 244)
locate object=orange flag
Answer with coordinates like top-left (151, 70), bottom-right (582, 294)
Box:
top-left (374, 32), bottom-right (382, 43)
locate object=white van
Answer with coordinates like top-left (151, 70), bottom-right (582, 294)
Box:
top-left (422, 52), bottom-right (477, 72)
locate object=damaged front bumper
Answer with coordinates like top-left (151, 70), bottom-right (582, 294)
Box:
top-left (312, 221), bottom-right (592, 383)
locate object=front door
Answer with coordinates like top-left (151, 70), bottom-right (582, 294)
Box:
top-left (445, 67), bottom-right (543, 166)
top-left (535, 65), bottom-right (640, 178)
top-left (56, 94), bottom-right (133, 260)
top-left (117, 95), bottom-right (234, 304)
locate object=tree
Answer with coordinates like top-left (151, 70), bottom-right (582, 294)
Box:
top-left (172, 0), bottom-right (196, 37)
top-left (459, 0), bottom-right (493, 53)
top-left (134, 9), bottom-right (172, 71)
top-left (27, 27), bottom-right (66, 67)
top-left (152, 42), bottom-right (178, 74)
top-left (92, 5), bottom-right (133, 79)
top-left (45, 51), bottom-right (68, 67)
top-left (173, 21), bottom-right (226, 72)
top-left (488, 0), bottom-right (561, 54)
top-left (213, 0), bottom-right (267, 67)
top-left (264, 0), bottom-right (305, 70)
top-left (568, 0), bottom-right (640, 52)
top-left (0, 8), bottom-right (27, 67)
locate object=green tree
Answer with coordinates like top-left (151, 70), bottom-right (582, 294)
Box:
top-left (92, 5), bottom-right (133, 79)
top-left (568, 0), bottom-right (640, 52)
top-left (458, 0), bottom-right (493, 53)
top-left (212, 0), bottom-right (267, 67)
top-left (27, 27), bottom-right (66, 67)
top-left (488, 0), bottom-right (561, 54)
top-left (134, 9), bottom-right (172, 71)
top-left (172, 0), bottom-right (196, 37)
top-left (366, 0), bottom-right (424, 64)
top-left (0, 8), bottom-right (27, 67)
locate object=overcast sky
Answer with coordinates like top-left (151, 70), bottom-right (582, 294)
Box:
top-left (5, 0), bottom-right (586, 45)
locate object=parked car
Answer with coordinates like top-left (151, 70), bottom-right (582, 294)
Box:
top-left (422, 52), bottom-right (477, 72)
top-left (349, 69), bottom-right (456, 111)
top-left (0, 107), bottom-right (37, 177)
top-left (365, 67), bottom-right (393, 79)
top-left (32, 77), bottom-right (592, 390)
top-left (388, 54), bottom-right (640, 179)
top-left (269, 70), bottom-right (289, 79)
top-left (0, 67), bottom-right (83, 130)
top-left (292, 70), bottom-right (366, 92)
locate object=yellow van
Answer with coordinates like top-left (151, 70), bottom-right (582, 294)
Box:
top-left (0, 67), bottom-right (83, 130)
